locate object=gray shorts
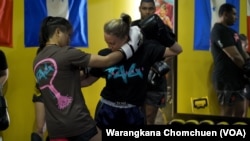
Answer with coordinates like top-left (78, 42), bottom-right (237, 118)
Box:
top-left (144, 91), bottom-right (166, 108)
top-left (217, 90), bottom-right (245, 106)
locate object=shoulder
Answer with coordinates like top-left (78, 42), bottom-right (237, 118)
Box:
top-left (212, 23), bottom-right (224, 31)
top-left (142, 40), bottom-right (165, 49)
top-left (131, 20), bottom-right (141, 26)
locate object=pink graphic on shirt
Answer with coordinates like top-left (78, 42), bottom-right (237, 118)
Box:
top-left (34, 58), bottom-right (72, 110)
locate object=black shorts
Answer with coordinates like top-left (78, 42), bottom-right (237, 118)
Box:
top-left (144, 91), bottom-right (166, 108)
top-left (32, 93), bottom-right (43, 103)
top-left (32, 84), bottom-right (43, 103)
top-left (217, 90), bottom-right (245, 106)
top-left (50, 126), bottom-right (98, 141)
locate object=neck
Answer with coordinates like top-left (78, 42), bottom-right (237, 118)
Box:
top-left (46, 43), bottom-right (58, 47)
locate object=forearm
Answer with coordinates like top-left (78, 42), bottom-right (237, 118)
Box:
top-left (88, 51), bottom-right (123, 68)
top-left (223, 46), bottom-right (245, 69)
top-left (168, 42), bottom-right (183, 54)
top-left (243, 51), bottom-right (250, 60)
top-left (164, 48), bottom-right (182, 58)
top-left (103, 51), bottom-right (124, 67)
top-left (231, 55), bottom-right (245, 69)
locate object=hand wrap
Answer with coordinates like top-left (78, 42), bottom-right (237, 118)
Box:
top-left (148, 61), bottom-right (170, 85)
top-left (119, 26), bottom-right (143, 59)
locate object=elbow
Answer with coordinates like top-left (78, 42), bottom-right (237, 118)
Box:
top-left (170, 43), bottom-right (183, 55)
top-left (176, 48), bottom-right (183, 54)
top-left (172, 47), bottom-right (183, 55)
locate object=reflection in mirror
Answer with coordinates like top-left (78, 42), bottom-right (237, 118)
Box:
top-left (172, 0), bottom-right (250, 124)
top-left (153, 0), bottom-right (178, 123)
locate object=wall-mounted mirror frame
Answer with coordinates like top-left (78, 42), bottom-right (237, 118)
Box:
top-left (170, 0), bottom-right (250, 124)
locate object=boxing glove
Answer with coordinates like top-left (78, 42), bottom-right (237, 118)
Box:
top-left (148, 61), bottom-right (170, 85)
top-left (0, 95), bottom-right (10, 131)
top-left (139, 14), bottom-right (176, 47)
top-left (151, 61), bottom-right (170, 76)
top-left (80, 67), bottom-right (91, 79)
top-left (119, 26), bottom-right (143, 59)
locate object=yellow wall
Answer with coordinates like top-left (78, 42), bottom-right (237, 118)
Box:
top-left (0, 0), bottom-right (249, 140)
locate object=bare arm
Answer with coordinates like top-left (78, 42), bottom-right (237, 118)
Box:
top-left (163, 42), bottom-right (183, 60)
top-left (223, 46), bottom-right (245, 69)
top-left (169, 42), bottom-right (183, 54)
top-left (87, 51), bottom-right (124, 68)
top-left (242, 49), bottom-right (250, 60)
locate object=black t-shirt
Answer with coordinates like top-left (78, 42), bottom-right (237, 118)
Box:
top-left (0, 50), bottom-right (8, 71)
top-left (90, 40), bottom-right (166, 106)
top-left (131, 19), bottom-right (176, 92)
top-left (210, 23), bottom-right (246, 90)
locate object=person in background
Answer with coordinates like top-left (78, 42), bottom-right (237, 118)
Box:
top-left (239, 33), bottom-right (250, 117)
top-left (239, 34), bottom-right (249, 52)
top-left (80, 12), bottom-right (182, 129)
top-left (0, 50), bottom-right (8, 87)
top-left (210, 3), bottom-right (249, 117)
top-left (0, 50), bottom-right (9, 140)
top-left (131, 0), bottom-right (182, 124)
top-left (33, 16), bottom-right (141, 141)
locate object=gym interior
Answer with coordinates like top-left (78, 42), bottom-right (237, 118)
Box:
top-left (0, 0), bottom-right (249, 140)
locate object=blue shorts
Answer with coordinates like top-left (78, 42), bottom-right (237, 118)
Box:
top-left (95, 99), bottom-right (145, 129)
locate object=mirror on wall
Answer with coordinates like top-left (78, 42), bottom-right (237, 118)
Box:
top-left (153, 0), bottom-right (177, 121)
top-left (172, 0), bottom-right (250, 121)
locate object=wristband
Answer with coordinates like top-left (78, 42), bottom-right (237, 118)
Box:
top-left (119, 43), bottom-right (134, 59)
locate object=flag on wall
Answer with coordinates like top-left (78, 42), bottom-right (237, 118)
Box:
top-left (247, 0), bottom-right (250, 53)
top-left (0, 0), bottom-right (13, 47)
top-left (194, 0), bottom-right (239, 51)
top-left (24, 0), bottom-right (88, 47)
